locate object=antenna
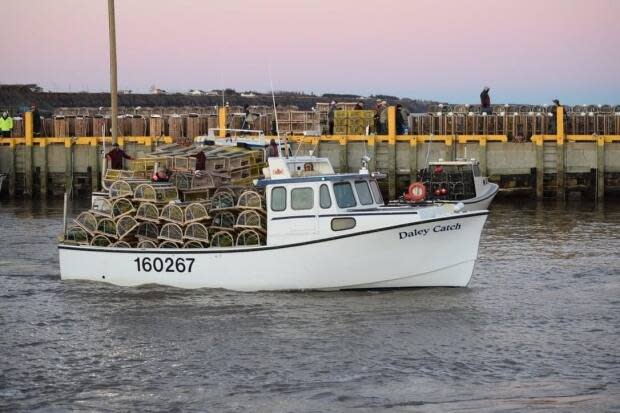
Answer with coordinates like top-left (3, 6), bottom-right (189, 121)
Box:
top-left (269, 66), bottom-right (282, 157)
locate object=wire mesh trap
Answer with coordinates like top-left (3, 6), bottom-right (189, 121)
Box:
top-left (210, 230), bottom-right (235, 247)
top-left (135, 202), bottom-right (160, 223)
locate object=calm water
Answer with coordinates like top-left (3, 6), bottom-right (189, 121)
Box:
top-left (0, 199), bottom-right (619, 412)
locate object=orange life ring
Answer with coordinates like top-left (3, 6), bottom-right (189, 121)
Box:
top-left (406, 182), bottom-right (426, 202)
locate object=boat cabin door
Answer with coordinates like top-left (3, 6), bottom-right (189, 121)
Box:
top-left (267, 184), bottom-right (318, 244)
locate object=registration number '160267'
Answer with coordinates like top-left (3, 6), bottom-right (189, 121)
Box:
top-left (133, 257), bottom-right (195, 273)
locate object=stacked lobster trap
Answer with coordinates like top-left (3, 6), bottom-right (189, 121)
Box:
top-left (63, 143), bottom-right (268, 249)
top-left (66, 184), bottom-right (268, 249)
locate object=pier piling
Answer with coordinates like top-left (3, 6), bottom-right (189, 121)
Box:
top-left (24, 112), bottom-right (34, 197)
top-left (39, 140), bottom-right (48, 198)
top-left (408, 138), bottom-right (417, 183)
top-left (339, 137), bottom-right (348, 173)
top-left (387, 106), bottom-right (397, 200)
top-left (597, 135), bottom-right (605, 201)
top-left (535, 137), bottom-right (544, 199)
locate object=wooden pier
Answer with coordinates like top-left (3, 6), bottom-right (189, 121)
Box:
top-left (1, 106), bottom-right (619, 201)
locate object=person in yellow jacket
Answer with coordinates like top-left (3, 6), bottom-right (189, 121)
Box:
top-left (0, 112), bottom-right (13, 137)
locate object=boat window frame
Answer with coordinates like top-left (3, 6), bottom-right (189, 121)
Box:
top-left (354, 180), bottom-right (374, 205)
top-left (319, 184), bottom-right (332, 209)
top-left (370, 180), bottom-right (383, 204)
top-left (291, 187), bottom-right (314, 211)
top-left (270, 186), bottom-right (287, 212)
top-left (333, 181), bottom-right (357, 208)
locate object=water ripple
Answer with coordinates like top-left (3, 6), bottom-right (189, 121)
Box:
top-left (0, 199), bottom-right (619, 412)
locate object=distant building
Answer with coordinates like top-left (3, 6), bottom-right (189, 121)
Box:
top-left (27, 84), bottom-right (44, 93)
top-left (118, 89), bottom-right (133, 95)
top-left (151, 88), bottom-right (167, 95)
top-left (188, 89), bottom-right (207, 96)
top-left (240, 92), bottom-right (257, 98)
top-left (206, 90), bottom-right (222, 96)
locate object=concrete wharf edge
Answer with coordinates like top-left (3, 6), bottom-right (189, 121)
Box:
top-left (1, 107), bottom-right (619, 201)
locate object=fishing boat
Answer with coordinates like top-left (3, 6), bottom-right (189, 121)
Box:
top-left (398, 158), bottom-right (499, 211)
top-left (58, 155), bottom-right (489, 291)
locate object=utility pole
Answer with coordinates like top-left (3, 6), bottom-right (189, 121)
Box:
top-left (107, 0), bottom-right (119, 144)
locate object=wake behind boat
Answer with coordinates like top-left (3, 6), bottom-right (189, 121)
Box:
top-left (58, 151), bottom-right (488, 291)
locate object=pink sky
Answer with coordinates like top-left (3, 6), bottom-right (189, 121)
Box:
top-left (2, 0), bottom-right (619, 104)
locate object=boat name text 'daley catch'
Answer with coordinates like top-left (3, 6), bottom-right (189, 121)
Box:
top-left (398, 223), bottom-right (462, 240)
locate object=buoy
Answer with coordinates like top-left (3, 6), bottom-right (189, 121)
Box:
top-left (405, 182), bottom-right (426, 202)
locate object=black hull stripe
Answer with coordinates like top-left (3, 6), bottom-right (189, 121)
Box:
top-left (58, 211), bottom-right (489, 254)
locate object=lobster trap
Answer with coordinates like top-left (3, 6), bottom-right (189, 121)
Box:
top-left (160, 203), bottom-right (185, 225)
top-left (234, 209), bottom-right (266, 231)
top-left (65, 226), bottom-right (90, 245)
top-left (184, 222), bottom-right (210, 243)
top-left (133, 184), bottom-right (179, 204)
top-left (116, 215), bottom-right (139, 240)
top-left (136, 221), bottom-right (160, 240)
top-left (158, 223), bottom-right (184, 243)
top-left (183, 240), bottom-right (206, 249)
top-left (137, 239), bottom-right (158, 249)
top-left (211, 210), bottom-right (236, 230)
top-left (96, 218), bottom-right (117, 239)
top-left (74, 211), bottom-right (98, 235)
top-left (135, 202), bottom-right (160, 223)
top-left (210, 230), bottom-right (235, 247)
top-left (91, 235), bottom-right (112, 247)
top-left (235, 229), bottom-right (265, 246)
top-left (184, 202), bottom-right (210, 223)
top-left (91, 198), bottom-right (113, 218)
top-left (210, 191), bottom-right (235, 210)
top-left (112, 198), bottom-right (135, 219)
top-left (236, 189), bottom-right (265, 209)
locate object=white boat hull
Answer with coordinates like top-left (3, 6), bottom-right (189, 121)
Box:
top-left (59, 211), bottom-right (488, 291)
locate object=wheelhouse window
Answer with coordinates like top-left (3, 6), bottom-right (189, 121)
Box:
top-left (354, 181), bottom-right (373, 205)
top-left (333, 182), bottom-right (357, 208)
top-left (319, 184), bottom-right (332, 209)
top-left (370, 180), bottom-right (383, 204)
top-left (291, 187), bottom-right (314, 210)
top-left (271, 186), bottom-right (286, 211)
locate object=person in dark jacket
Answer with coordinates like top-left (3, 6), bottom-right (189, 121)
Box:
top-left (193, 150), bottom-right (206, 170)
top-left (354, 101), bottom-right (364, 110)
top-left (267, 139), bottom-right (279, 158)
top-left (480, 87), bottom-right (491, 114)
top-left (549, 99), bottom-right (566, 134)
top-left (105, 143), bottom-right (133, 169)
top-left (31, 104), bottom-right (42, 136)
top-left (327, 101), bottom-right (337, 135)
top-left (152, 166), bottom-right (169, 182)
top-left (396, 104), bottom-right (408, 134)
